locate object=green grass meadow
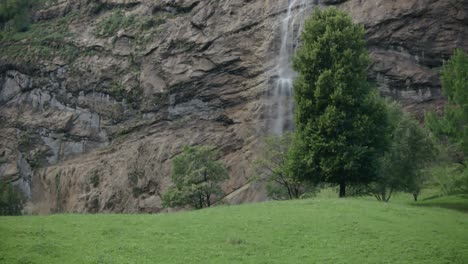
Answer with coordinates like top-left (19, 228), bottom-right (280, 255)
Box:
top-left (1, 197), bottom-right (468, 264)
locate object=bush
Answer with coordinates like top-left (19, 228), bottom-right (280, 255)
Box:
top-left (0, 181), bottom-right (24, 216)
top-left (95, 11), bottom-right (131, 37)
top-left (429, 165), bottom-right (468, 196)
top-left (90, 171), bottom-right (100, 188)
top-left (162, 145), bottom-right (229, 209)
top-left (0, 0), bottom-right (32, 31)
top-left (253, 132), bottom-right (316, 200)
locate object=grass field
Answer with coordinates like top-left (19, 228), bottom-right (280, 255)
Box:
top-left (1, 198), bottom-right (467, 264)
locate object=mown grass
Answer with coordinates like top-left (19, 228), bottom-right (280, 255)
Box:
top-left (1, 198), bottom-right (467, 264)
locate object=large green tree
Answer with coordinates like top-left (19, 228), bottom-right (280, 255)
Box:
top-left (291, 7), bottom-right (389, 197)
top-left (162, 145), bottom-right (229, 209)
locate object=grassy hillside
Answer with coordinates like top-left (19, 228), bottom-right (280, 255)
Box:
top-left (1, 199), bottom-right (467, 264)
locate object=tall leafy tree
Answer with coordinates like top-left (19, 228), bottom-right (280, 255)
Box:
top-left (162, 145), bottom-right (229, 209)
top-left (426, 49), bottom-right (468, 165)
top-left (291, 7), bottom-right (389, 197)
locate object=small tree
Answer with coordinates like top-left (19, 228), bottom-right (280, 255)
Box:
top-left (0, 181), bottom-right (24, 215)
top-left (426, 49), bottom-right (468, 195)
top-left (291, 7), bottom-right (389, 197)
top-left (253, 133), bottom-right (315, 200)
top-left (162, 145), bottom-right (229, 209)
top-left (426, 49), bottom-right (468, 165)
top-left (371, 102), bottom-right (437, 202)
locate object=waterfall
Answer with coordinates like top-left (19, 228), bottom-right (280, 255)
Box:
top-left (269, 0), bottom-right (312, 134)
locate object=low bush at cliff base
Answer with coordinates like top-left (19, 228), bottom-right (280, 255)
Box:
top-left (1, 198), bottom-right (467, 263)
top-left (0, 181), bottom-right (24, 216)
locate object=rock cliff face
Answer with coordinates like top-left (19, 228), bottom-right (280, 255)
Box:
top-left (0, 0), bottom-right (466, 213)
top-left (338, 0), bottom-right (468, 115)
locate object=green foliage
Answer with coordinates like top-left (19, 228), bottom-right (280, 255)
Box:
top-left (95, 11), bottom-right (166, 38)
top-left (425, 49), bottom-right (468, 196)
top-left (429, 165), bottom-right (468, 196)
top-left (106, 81), bottom-right (142, 108)
top-left (253, 132), bottom-right (315, 200)
top-left (0, 12), bottom-right (77, 62)
top-left (426, 49), bottom-right (468, 161)
top-left (0, 181), bottom-right (24, 216)
top-left (90, 171), bottom-right (100, 188)
top-left (371, 102), bottom-right (437, 202)
top-left (95, 11), bottom-right (131, 37)
top-left (162, 145), bottom-right (229, 209)
top-left (0, 0), bottom-right (31, 31)
top-left (27, 152), bottom-right (42, 170)
top-left (128, 168), bottom-right (145, 198)
top-left (291, 7), bottom-right (389, 197)
top-left (17, 129), bottom-right (34, 150)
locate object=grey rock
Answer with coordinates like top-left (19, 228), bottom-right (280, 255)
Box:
top-left (0, 0), bottom-right (465, 213)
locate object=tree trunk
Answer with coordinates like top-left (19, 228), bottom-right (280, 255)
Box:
top-left (199, 194), bottom-right (203, 209)
top-left (206, 193), bottom-right (211, 207)
top-left (380, 189), bottom-right (386, 202)
top-left (339, 181), bottom-right (346, 198)
top-left (385, 188), bottom-right (394, 202)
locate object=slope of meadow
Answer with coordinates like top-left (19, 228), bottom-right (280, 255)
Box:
top-left (1, 198), bottom-right (467, 264)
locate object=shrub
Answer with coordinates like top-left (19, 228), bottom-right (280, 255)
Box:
top-left (0, 0), bottom-right (32, 31)
top-left (0, 181), bottom-right (24, 216)
top-left (90, 171), bottom-right (100, 188)
top-left (95, 11), bottom-right (131, 37)
top-left (253, 132), bottom-right (316, 200)
top-left (162, 145), bottom-right (229, 209)
top-left (429, 165), bottom-right (468, 196)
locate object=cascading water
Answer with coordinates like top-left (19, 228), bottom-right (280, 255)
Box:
top-left (269, 0), bottom-right (312, 134)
